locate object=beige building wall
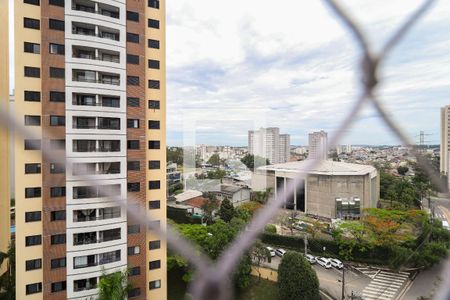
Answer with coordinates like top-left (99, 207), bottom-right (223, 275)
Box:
top-left (0, 0), bottom-right (10, 273)
top-left (14, 2), bottom-right (44, 299)
top-left (146, 1), bottom-right (167, 299)
top-left (440, 106), bottom-right (450, 188)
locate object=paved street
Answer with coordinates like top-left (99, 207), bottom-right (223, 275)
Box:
top-left (262, 255), bottom-right (371, 299)
top-left (357, 268), bottom-right (409, 300)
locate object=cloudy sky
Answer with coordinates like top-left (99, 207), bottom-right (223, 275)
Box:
top-left (166, 0), bottom-right (450, 146)
top-left (8, 1), bottom-right (450, 146)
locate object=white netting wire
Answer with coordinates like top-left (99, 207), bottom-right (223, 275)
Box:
top-left (1, 0), bottom-right (449, 299)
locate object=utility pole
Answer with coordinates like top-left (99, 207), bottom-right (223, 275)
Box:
top-left (304, 233), bottom-right (308, 256)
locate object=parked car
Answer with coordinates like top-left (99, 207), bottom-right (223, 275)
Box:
top-left (316, 257), bottom-right (332, 269)
top-left (305, 254), bottom-right (316, 264)
top-left (329, 258), bottom-right (343, 269)
top-left (266, 247), bottom-right (276, 257)
top-left (275, 248), bottom-right (287, 257)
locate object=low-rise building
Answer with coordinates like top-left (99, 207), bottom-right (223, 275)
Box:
top-left (213, 184), bottom-right (251, 206)
top-left (252, 160), bottom-right (379, 220)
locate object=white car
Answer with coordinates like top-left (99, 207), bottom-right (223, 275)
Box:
top-left (305, 254), bottom-right (316, 264)
top-left (329, 258), bottom-right (343, 269)
top-left (316, 257), bottom-right (332, 269)
top-left (266, 247), bottom-right (276, 257)
top-left (275, 248), bottom-right (287, 257)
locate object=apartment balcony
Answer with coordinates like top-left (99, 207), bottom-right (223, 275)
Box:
top-left (73, 228), bottom-right (121, 246)
top-left (72, 46), bottom-right (120, 63)
top-left (73, 250), bottom-right (121, 269)
top-left (73, 207), bottom-right (121, 222)
top-left (72, 70), bottom-right (120, 86)
top-left (73, 94), bottom-right (120, 108)
top-left (72, 162), bottom-right (121, 176)
top-left (73, 140), bottom-right (121, 153)
top-left (72, 0), bottom-right (120, 19)
top-left (72, 116), bottom-right (121, 130)
top-left (72, 22), bottom-right (120, 42)
top-left (74, 277), bottom-right (97, 293)
top-left (72, 184), bottom-right (121, 200)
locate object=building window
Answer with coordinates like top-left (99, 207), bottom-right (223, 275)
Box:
top-left (24, 139), bottom-right (41, 150)
top-left (127, 32), bottom-right (140, 43)
top-left (127, 225), bottom-right (140, 234)
top-left (149, 280), bottom-right (161, 290)
top-left (127, 161), bottom-right (140, 171)
top-left (24, 0), bottom-right (40, 5)
top-left (26, 282), bottom-right (42, 295)
top-left (25, 211), bottom-right (41, 222)
top-left (51, 281), bottom-right (66, 293)
top-left (24, 42), bottom-right (40, 54)
top-left (50, 115), bottom-right (65, 126)
top-left (24, 91), bottom-right (41, 102)
top-left (50, 91), bottom-right (65, 102)
top-left (126, 11), bottom-right (139, 22)
top-left (148, 19), bottom-right (160, 29)
top-left (127, 54), bottom-right (140, 65)
top-left (49, 0), bottom-right (64, 7)
top-left (128, 288), bottom-right (141, 298)
top-left (148, 39), bottom-right (160, 49)
top-left (50, 163), bottom-right (65, 174)
top-left (25, 187), bottom-right (41, 198)
top-left (148, 140), bottom-right (160, 149)
top-left (26, 259), bottom-right (42, 271)
top-left (127, 76), bottom-right (140, 86)
top-left (149, 181), bottom-right (160, 190)
top-left (24, 66), bottom-right (40, 78)
top-left (50, 67), bottom-right (65, 79)
top-left (148, 120), bottom-right (160, 129)
top-left (127, 182), bottom-right (140, 192)
top-left (148, 59), bottom-right (160, 69)
top-left (25, 235), bottom-right (42, 246)
top-left (148, 0), bottom-right (160, 9)
top-left (127, 140), bottom-right (140, 150)
top-left (24, 115), bottom-right (41, 126)
top-left (51, 210), bottom-right (66, 221)
top-left (49, 19), bottom-right (65, 31)
top-left (127, 246), bottom-right (140, 255)
top-left (25, 163), bottom-right (41, 174)
top-left (149, 260), bottom-right (161, 270)
top-left (50, 139), bottom-right (66, 150)
top-left (51, 257), bottom-right (66, 269)
top-left (148, 80), bottom-right (160, 89)
top-left (129, 266), bottom-right (140, 276)
top-left (148, 100), bottom-right (160, 109)
top-left (149, 240), bottom-right (161, 250)
top-left (148, 160), bottom-right (160, 170)
top-left (24, 18), bottom-right (40, 30)
top-left (127, 97), bottom-right (140, 107)
top-left (49, 43), bottom-right (65, 55)
top-left (51, 234), bottom-right (66, 245)
top-left (50, 187), bottom-right (66, 198)
top-left (149, 200), bottom-right (160, 209)
top-left (127, 119), bottom-right (140, 128)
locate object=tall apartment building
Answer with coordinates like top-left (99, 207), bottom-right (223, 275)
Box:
top-left (13, 0), bottom-right (166, 299)
top-left (308, 130), bottom-right (328, 160)
top-left (0, 0), bottom-right (11, 271)
top-left (441, 106), bottom-right (450, 188)
top-left (248, 127), bottom-right (290, 164)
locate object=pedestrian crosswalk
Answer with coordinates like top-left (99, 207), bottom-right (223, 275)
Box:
top-left (361, 270), bottom-right (410, 300)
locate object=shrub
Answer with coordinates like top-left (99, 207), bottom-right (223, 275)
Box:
top-left (264, 224), bottom-right (277, 234)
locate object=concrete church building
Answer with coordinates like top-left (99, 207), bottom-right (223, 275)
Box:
top-left (252, 160), bottom-right (379, 220)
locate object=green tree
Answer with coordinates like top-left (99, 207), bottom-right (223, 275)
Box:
top-left (252, 240), bottom-right (271, 279)
top-left (218, 198), bottom-right (235, 223)
top-left (206, 169), bottom-right (227, 179)
top-left (201, 194), bottom-right (220, 224)
top-left (0, 242), bottom-right (15, 300)
top-left (264, 224), bottom-right (277, 234)
top-left (397, 166), bottom-right (409, 176)
top-left (98, 269), bottom-right (131, 300)
top-left (167, 147), bottom-right (184, 165)
top-left (278, 251), bottom-right (320, 300)
top-left (240, 154), bottom-right (269, 171)
top-left (207, 153), bottom-right (221, 166)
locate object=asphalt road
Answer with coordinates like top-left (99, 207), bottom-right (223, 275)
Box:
top-left (263, 255), bottom-right (370, 299)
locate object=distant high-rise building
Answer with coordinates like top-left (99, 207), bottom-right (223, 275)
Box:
top-left (308, 131), bottom-right (328, 160)
top-left (248, 127), bottom-right (290, 164)
top-left (441, 106), bottom-right (450, 188)
top-left (10, 1), bottom-right (167, 299)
